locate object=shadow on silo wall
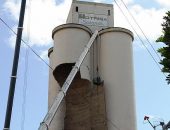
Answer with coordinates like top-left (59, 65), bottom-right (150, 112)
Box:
top-left (53, 63), bottom-right (108, 130)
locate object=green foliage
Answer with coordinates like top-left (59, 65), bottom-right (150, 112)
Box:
top-left (156, 11), bottom-right (170, 84)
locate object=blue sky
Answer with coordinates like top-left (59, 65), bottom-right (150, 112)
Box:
top-left (0, 0), bottom-right (170, 130)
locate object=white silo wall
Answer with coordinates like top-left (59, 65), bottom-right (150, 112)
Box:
top-left (52, 23), bottom-right (92, 80)
top-left (99, 27), bottom-right (137, 130)
top-left (48, 48), bottom-right (65, 130)
top-left (48, 23), bottom-right (92, 130)
top-left (48, 48), bottom-right (58, 108)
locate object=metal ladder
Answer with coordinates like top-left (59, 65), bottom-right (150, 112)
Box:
top-left (38, 30), bottom-right (98, 130)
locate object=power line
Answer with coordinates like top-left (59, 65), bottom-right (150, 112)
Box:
top-left (119, 0), bottom-right (162, 61)
top-left (0, 17), bottom-right (17, 35)
top-left (113, 0), bottom-right (166, 78)
top-left (21, 47), bottom-right (29, 130)
top-left (0, 17), bottom-right (53, 71)
top-left (21, 0), bottom-right (32, 129)
top-left (1, 9), bottom-right (165, 77)
top-left (1, 15), bottom-right (116, 129)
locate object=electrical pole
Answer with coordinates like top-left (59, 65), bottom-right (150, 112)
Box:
top-left (3, 0), bottom-right (26, 130)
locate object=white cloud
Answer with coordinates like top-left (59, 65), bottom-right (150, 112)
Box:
top-left (130, 5), bottom-right (166, 40)
top-left (4, 0), bottom-right (72, 47)
top-left (122, 0), bottom-right (134, 5)
top-left (39, 50), bottom-right (48, 61)
top-left (91, 0), bottom-right (104, 2)
top-left (4, 0), bottom-right (20, 20)
top-left (155, 0), bottom-right (170, 8)
top-left (9, 33), bottom-right (17, 48)
top-left (80, 0), bottom-right (105, 3)
top-left (114, 0), bottom-right (167, 41)
top-left (3, 0), bottom-right (168, 49)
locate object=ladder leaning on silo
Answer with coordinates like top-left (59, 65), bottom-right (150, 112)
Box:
top-left (38, 30), bottom-right (98, 130)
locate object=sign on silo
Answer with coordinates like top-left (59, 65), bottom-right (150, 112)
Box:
top-left (66, 0), bottom-right (114, 32)
top-left (78, 13), bottom-right (108, 27)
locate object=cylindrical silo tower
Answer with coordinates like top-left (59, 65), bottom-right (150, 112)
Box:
top-left (99, 27), bottom-right (136, 130)
top-left (48, 23), bottom-right (92, 130)
top-left (47, 1), bottom-right (137, 130)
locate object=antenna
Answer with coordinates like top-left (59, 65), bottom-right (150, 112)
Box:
top-left (144, 115), bottom-right (170, 130)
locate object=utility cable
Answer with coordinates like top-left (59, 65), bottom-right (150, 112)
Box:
top-left (0, 17), bottom-right (17, 35)
top-left (21, 47), bottom-right (29, 130)
top-left (119, 0), bottom-right (162, 61)
top-left (2, 8), bottom-right (132, 130)
top-left (0, 3), bottom-right (164, 76)
top-left (21, 0), bottom-right (32, 129)
top-left (113, 0), bottom-right (166, 78)
top-left (0, 17), bottom-right (53, 71)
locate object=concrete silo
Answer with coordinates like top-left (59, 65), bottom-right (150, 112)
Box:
top-left (98, 27), bottom-right (136, 130)
top-left (47, 1), bottom-right (136, 130)
top-left (48, 24), bottom-right (92, 130)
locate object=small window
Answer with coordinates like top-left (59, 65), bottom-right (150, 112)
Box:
top-left (108, 10), bottom-right (110, 16)
top-left (76, 6), bottom-right (78, 12)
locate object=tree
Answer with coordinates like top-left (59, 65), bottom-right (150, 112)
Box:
top-left (156, 11), bottom-right (170, 84)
